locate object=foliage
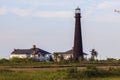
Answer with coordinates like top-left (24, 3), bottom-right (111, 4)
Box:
top-left (0, 57), bottom-right (120, 67)
top-left (0, 58), bottom-right (9, 64)
top-left (0, 66), bottom-right (120, 80)
top-left (107, 58), bottom-right (117, 62)
top-left (9, 57), bottom-right (33, 63)
top-left (49, 55), bottom-right (54, 62)
top-left (53, 53), bottom-right (59, 62)
top-left (90, 49), bottom-right (98, 61)
top-left (0, 57), bottom-right (120, 80)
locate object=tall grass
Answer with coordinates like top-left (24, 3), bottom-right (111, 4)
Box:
top-left (0, 66), bottom-right (120, 80)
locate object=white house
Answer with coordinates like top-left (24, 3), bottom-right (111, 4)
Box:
top-left (53, 49), bottom-right (88, 62)
top-left (10, 45), bottom-right (51, 61)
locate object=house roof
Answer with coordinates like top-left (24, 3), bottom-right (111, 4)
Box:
top-left (65, 50), bottom-right (88, 55)
top-left (54, 49), bottom-right (88, 55)
top-left (11, 48), bottom-right (51, 55)
top-left (65, 50), bottom-right (73, 54)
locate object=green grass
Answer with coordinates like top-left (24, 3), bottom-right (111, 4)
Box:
top-left (0, 69), bottom-right (67, 80)
top-left (0, 58), bottom-right (120, 80)
top-left (0, 67), bottom-right (120, 80)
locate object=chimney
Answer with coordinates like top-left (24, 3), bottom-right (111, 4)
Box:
top-left (32, 45), bottom-right (36, 49)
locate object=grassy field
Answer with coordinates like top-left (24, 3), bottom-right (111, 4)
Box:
top-left (0, 58), bottom-right (120, 80)
top-left (0, 66), bottom-right (120, 80)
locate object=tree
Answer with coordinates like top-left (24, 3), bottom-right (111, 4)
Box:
top-left (58, 54), bottom-right (64, 62)
top-left (0, 58), bottom-right (9, 63)
top-left (53, 53), bottom-right (65, 62)
top-left (53, 53), bottom-right (59, 62)
top-left (90, 49), bottom-right (98, 61)
top-left (49, 55), bottom-right (54, 62)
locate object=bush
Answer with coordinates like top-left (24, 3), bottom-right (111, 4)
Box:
top-left (9, 57), bottom-right (33, 64)
top-left (86, 65), bottom-right (97, 70)
top-left (0, 58), bottom-right (9, 63)
top-left (67, 67), bottom-right (77, 73)
top-left (66, 67), bottom-right (78, 78)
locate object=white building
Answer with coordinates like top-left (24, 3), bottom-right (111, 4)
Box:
top-left (10, 45), bottom-right (51, 61)
top-left (53, 49), bottom-right (88, 62)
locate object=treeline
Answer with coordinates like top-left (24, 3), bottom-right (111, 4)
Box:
top-left (0, 58), bottom-right (51, 66)
top-left (0, 57), bottom-right (120, 67)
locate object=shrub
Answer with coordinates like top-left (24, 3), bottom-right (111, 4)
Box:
top-left (66, 67), bottom-right (78, 78)
top-left (86, 65), bottom-right (97, 70)
top-left (0, 58), bottom-right (9, 63)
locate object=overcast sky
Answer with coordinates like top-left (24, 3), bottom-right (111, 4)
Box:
top-left (0, 0), bottom-right (120, 59)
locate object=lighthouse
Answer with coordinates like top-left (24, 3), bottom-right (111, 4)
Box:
top-left (73, 7), bottom-right (83, 61)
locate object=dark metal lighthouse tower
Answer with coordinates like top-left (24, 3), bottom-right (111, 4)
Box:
top-left (73, 7), bottom-right (83, 61)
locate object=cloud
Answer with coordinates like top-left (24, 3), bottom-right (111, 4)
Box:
top-left (0, 7), bottom-right (72, 18)
top-left (97, 1), bottom-right (120, 9)
top-left (87, 13), bottom-right (120, 23)
top-left (12, 8), bottom-right (73, 18)
top-left (83, 1), bottom-right (120, 20)
top-left (11, 8), bottom-right (73, 18)
top-left (34, 11), bottom-right (73, 18)
top-left (18, 0), bottom-right (67, 7)
top-left (11, 8), bottom-right (32, 16)
top-left (0, 7), bottom-right (8, 15)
